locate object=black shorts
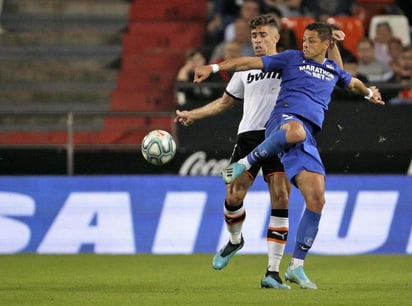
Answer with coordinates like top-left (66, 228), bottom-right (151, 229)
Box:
top-left (229, 130), bottom-right (284, 180)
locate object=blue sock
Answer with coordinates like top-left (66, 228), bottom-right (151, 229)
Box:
top-left (293, 209), bottom-right (321, 260)
top-left (246, 129), bottom-right (289, 165)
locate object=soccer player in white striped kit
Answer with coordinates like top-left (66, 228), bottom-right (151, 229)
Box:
top-left (175, 14), bottom-right (345, 289)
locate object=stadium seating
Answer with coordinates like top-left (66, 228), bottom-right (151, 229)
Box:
top-left (111, 90), bottom-right (175, 111)
top-left (353, 0), bottom-right (396, 31)
top-left (108, 1), bottom-right (209, 143)
top-left (368, 14), bottom-right (411, 46)
top-left (104, 115), bottom-right (174, 144)
top-left (326, 16), bottom-right (365, 56)
top-left (0, 1), bottom-right (208, 147)
top-left (126, 22), bottom-right (205, 52)
top-left (281, 16), bottom-right (316, 48)
top-left (128, 0), bottom-right (208, 21)
top-left (121, 53), bottom-right (184, 71)
top-left (115, 69), bottom-right (177, 90)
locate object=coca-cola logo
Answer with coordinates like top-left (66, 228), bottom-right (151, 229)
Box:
top-left (179, 151), bottom-right (229, 176)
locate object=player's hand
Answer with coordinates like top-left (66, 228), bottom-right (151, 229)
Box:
top-left (332, 30), bottom-right (345, 42)
top-left (329, 30), bottom-right (345, 49)
top-left (175, 110), bottom-right (194, 126)
top-left (194, 65), bottom-right (212, 83)
top-left (369, 86), bottom-right (385, 105)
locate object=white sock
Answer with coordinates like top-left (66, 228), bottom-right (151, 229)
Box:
top-left (224, 206), bottom-right (245, 245)
top-left (238, 157), bottom-right (251, 169)
top-left (267, 216), bottom-right (288, 272)
top-left (290, 258), bottom-right (304, 270)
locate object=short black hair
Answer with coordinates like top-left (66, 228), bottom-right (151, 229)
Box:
top-left (305, 22), bottom-right (332, 41)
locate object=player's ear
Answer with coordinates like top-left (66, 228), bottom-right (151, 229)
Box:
top-left (274, 32), bottom-right (280, 44)
top-left (323, 39), bottom-right (331, 50)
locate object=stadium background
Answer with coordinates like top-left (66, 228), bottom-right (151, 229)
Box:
top-left (0, 0), bottom-right (411, 255)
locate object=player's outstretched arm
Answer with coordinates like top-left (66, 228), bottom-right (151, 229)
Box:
top-left (194, 57), bottom-right (264, 83)
top-left (174, 93), bottom-right (237, 126)
top-left (347, 77), bottom-right (385, 105)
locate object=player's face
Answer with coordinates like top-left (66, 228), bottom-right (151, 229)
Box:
top-left (302, 30), bottom-right (329, 62)
top-left (250, 25), bottom-right (279, 57)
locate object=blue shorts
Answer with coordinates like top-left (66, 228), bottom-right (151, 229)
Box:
top-left (266, 113), bottom-right (325, 186)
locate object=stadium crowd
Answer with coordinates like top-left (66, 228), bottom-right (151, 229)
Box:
top-left (176, 0), bottom-right (412, 105)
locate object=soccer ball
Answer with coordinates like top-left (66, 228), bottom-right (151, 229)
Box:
top-left (141, 130), bottom-right (176, 166)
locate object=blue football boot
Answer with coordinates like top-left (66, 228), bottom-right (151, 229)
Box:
top-left (212, 236), bottom-right (244, 270)
top-left (221, 162), bottom-right (246, 184)
top-left (285, 264), bottom-right (318, 289)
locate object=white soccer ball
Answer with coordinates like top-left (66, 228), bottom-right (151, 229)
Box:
top-left (141, 130), bottom-right (176, 166)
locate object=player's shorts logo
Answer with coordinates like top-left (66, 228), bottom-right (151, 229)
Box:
top-left (282, 114), bottom-right (294, 121)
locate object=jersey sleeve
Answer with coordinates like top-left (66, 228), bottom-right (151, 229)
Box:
top-left (335, 65), bottom-right (353, 88)
top-left (225, 72), bottom-right (244, 99)
top-left (261, 50), bottom-right (295, 72)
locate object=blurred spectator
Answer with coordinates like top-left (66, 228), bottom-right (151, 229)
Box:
top-left (224, 0), bottom-right (260, 42)
top-left (344, 56), bottom-right (368, 82)
top-left (389, 87), bottom-right (412, 105)
top-left (209, 41), bottom-right (242, 82)
top-left (209, 18), bottom-right (254, 63)
top-left (388, 46), bottom-right (412, 105)
top-left (303, 0), bottom-right (354, 21)
top-left (265, 6), bottom-right (298, 51)
top-left (0, 0), bottom-right (4, 35)
top-left (398, 46), bottom-right (412, 82)
top-left (205, 0), bottom-right (245, 46)
top-left (357, 38), bottom-right (393, 82)
top-left (371, 22), bottom-right (395, 65)
top-left (176, 49), bottom-right (215, 105)
top-left (387, 37), bottom-right (404, 64)
top-left (262, 0), bottom-right (306, 17)
top-left (176, 48), bottom-right (207, 82)
top-left (332, 56), bottom-right (368, 102)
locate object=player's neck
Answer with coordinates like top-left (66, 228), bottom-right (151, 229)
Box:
top-left (311, 54), bottom-right (326, 64)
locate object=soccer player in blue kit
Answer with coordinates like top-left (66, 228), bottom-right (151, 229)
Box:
top-left (194, 22), bottom-right (385, 289)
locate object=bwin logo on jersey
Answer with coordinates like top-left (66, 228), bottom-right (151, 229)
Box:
top-left (247, 71), bottom-right (281, 84)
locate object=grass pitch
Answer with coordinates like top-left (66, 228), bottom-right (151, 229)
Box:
top-left (0, 254), bottom-right (410, 305)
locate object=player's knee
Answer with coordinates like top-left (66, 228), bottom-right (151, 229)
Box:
top-left (226, 192), bottom-right (245, 205)
top-left (306, 194), bottom-right (325, 213)
top-left (286, 125), bottom-right (306, 143)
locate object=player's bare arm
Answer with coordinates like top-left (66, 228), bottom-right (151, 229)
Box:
top-left (347, 77), bottom-right (385, 105)
top-left (194, 57), bottom-right (264, 83)
top-left (175, 93), bottom-right (237, 126)
top-left (328, 30), bottom-right (345, 68)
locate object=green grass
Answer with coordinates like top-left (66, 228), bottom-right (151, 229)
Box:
top-left (0, 254), bottom-right (411, 305)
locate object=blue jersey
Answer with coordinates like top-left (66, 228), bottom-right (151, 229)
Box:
top-left (261, 50), bottom-right (352, 129)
